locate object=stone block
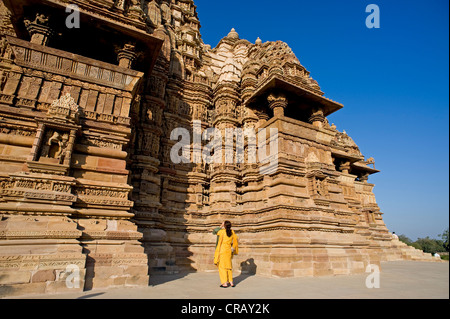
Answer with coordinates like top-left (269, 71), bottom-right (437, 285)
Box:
top-left (90, 277), bottom-right (116, 289)
top-left (351, 261), bottom-right (365, 271)
top-left (31, 269), bottom-right (56, 283)
top-left (125, 265), bottom-right (149, 277)
top-left (0, 282), bottom-right (46, 297)
top-left (0, 270), bottom-right (31, 285)
top-left (313, 255), bottom-right (330, 262)
top-left (125, 275), bottom-right (149, 286)
top-left (97, 157), bottom-right (126, 171)
top-left (113, 276), bottom-right (127, 286)
top-left (313, 268), bottom-right (333, 277)
top-left (91, 266), bottom-right (124, 279)
top-left (291, 262), bottom-right (313, 269)
top-left (293, 268), bottom-right (314, 277)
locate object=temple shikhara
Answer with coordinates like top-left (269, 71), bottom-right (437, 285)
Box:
top-left (0, 0), bottom-right (439, 296)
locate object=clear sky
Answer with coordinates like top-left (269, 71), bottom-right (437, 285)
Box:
top-left (195, 0), bottom-right (449, 241)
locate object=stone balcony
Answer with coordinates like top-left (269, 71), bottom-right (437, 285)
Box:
top-left (1, 36), bottom-right (144, 127)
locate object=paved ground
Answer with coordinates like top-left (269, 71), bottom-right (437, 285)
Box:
top-left (6, 261), bottom-right (449, 299)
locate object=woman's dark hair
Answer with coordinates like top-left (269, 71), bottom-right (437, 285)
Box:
top-left (224, 221), bottom-right (232, 237)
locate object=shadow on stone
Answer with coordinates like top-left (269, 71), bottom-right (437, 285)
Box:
top-left (77, 292), bottom-right (105, 299)
top-left (234, 258), bottom-right (257, 286)
top-left (148, 270), bottom-right (194, 287)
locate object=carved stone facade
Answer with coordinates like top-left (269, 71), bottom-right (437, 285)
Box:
top-left (0, 0), bottom-right (440, 296)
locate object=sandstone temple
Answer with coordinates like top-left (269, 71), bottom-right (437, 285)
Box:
top-left (0, 0), bottom-right (440, 296)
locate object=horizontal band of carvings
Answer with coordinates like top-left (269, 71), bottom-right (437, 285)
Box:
top-left (179, 217), bottom-right (358, 231)
top-left (85, 253), bottom-right (148, 266)
top-left (187, 225), bottom-right (355, 234)
top-left (0, 238), bottom-right (81, 245)
top-left (183, 218), bottom-right (359, 230)
top-left (6, 36), bottom-right (144, 92)
top-left (0, 190), bottom-right (76, 202)
top-left (26, 161), bottom-right (70, 176)
top-left (75, 198), bottom-right (134, 208)
top-left (196, 204), bottom-right (351, 216)
top-left (79, 134), bottom-right (128, 150)
top-left (80, 231), bottom-right (143, 241)
top-left (73, 182), bottom-right (133, 208)
top-left (2, 175), bottom-right (75, 193)
top-left (0, 230), bottom-right (81, 240)
top-left (0, 253), bottom-right (86, 261)
top-left (0, 255), bottom-right (86, 269)
top-left (73, 187), bottom-right (129, 198)
top-left (73, 181), bottom-right (131, 197)
top-left (0, 174), bottom-right (76, 204)
top-left (81, 110), bottom-right (131, 126)
top-left (0, 93), bottom-right (15, 105)
top-left (267, 177), bottom-right (308, 188)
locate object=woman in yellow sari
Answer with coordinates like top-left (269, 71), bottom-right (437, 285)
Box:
top-left (214, 221), bottom-right (238, 288)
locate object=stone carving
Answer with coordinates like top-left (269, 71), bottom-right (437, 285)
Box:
top-left (39, 130), bottom-right (69, 163)
top-left (117, 42), bottom-right (138, 69)
top-left (267, 93), bottom-right (287, 117)
top-left (0, 36), bottom-right (8, 57)
top-left (48, 93), bottom-right (80, 123)
top-left (365, 157), bottom-right (376, 168)
top-left (333, 131), bottom-right (362, 156)
top-left (24, 13), bottom-right (53, 46)
top-left (82, 136), bottom-right (123, 150)
top-left (113, 0), bottom-right (126, 11)
top-left (127, 0), bottom-right (146, 22)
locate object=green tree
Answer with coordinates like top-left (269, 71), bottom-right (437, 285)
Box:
top-left (398, 234), bottom-right (413, 246)
top-left (439, 228), bottom-right (449, 252)
top-left (414, 237), bottom-right (444, 254)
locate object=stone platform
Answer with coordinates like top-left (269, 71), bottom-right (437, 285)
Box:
top-left (5, 261), bottom-right (448, 299)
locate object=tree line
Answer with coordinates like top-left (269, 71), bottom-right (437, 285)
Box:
top-left (398, 228), bottom-right (449, 259)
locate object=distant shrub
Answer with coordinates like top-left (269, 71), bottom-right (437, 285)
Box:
top-left (398, 230), bottom-right (448, 254)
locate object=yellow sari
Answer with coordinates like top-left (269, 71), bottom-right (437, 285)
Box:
top-left (214, 229), bottom-right (238, 284)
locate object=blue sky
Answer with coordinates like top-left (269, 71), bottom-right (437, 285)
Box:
top-left (195, 0), bottom-right (449, 240)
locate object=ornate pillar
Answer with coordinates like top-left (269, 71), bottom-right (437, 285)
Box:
top-left (309, 107), bottom-right (325, 128)
top-left (339, 161), bottom-right (351, 174)
top-left (268, 93), bottom-right (287, 118)
top-left (255, 110), bottom-right (270, 127)
top-left (117, 43), bottom-right (138, 69)
top-left (359, 173), bottom-right (369, 183)
top-left (24, 13), bottom-right (53, 46)
top-left (62, 130), bottom-right (77, 166)
top-left (210, 82), bottom-right (240, 211)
